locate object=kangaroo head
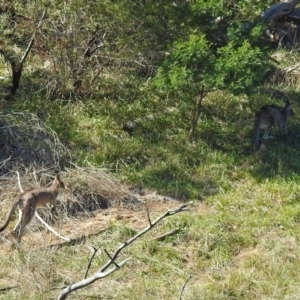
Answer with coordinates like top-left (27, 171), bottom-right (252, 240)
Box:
top-left (54, 173), bottom-right (65, 189)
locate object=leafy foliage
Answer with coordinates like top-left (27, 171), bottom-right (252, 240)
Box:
top-left (155, 28), bottom-right (271, 95)
top-left (215, 40), bottom-right (271, 94)
top-left (1, 1), bottom-right (300, 299)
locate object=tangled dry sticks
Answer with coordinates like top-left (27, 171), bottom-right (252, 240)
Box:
top-left (0, 111), bottom-right (70, 175)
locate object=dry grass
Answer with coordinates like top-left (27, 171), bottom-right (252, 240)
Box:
top-left (0, 166), bottom-right (144, 237)
top-left (0, 111), bottom-right (70, 175)
top-left (1, 168), bottom-right (300, 299)
top-left (271, 50), bottom-right (300, 90)
top-left (0, 166), bottom-right (188, 299)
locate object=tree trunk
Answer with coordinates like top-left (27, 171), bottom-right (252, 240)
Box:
top-left (187, 86), bottom-right (205, 142)
top-left (10, 61), bottom-right (23, 95)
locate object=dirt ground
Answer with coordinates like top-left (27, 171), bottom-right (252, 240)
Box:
top-left (0, 194), bottom-right (202, 253)
top-left (0, 192), bottom-right (211, 251)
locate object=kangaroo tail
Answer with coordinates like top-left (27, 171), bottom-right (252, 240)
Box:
top-left (0, 199), bottom-right (19, 232)
top-left (253, 111), bottom-right (261, 151)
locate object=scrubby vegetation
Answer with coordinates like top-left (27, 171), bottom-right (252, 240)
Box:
top-left (1, 0), bottom-right (300, 299)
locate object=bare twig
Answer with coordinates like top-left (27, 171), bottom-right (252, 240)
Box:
top-left (57, 202), bottom-right (191, 300)
top-left (101, 202), bottom-right (190, 273)
top-left (84, 246), bottom-right (100, 279)
top-left (16, 171), bottom-right (23, 192)
top-left (146, 206), bottom-right (152, 226)
top-left (179, 275), bottom-right (192, 300)
top-left (0, 285), bottom-right (19, 293)
top-left (0, 156), bottom-right (11, 169)
top-left (104, 249), bottom-right (119, 268)
top-left (16, 171), bottom-right (70, 242)
top-left (58, 257), bottom-right (131, 300)
top-left (88, 43), bottom-right (105, 56)
top-left (20, 10), bottom-right (46, 64)
top-left (154, 228), bottom-right (180, 241)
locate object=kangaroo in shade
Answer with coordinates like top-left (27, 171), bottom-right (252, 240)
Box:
top-left (253, 100), bottom-right (294, 151)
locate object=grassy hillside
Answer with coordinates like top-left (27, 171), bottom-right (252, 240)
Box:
top-left (1, 47), bottom-right (300, 299)
top-left (1, 1), bottom-right (300, 299)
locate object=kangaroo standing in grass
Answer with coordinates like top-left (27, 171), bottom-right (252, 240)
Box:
top-left (253, 100), bottom-right (294, 151)
top-left (0, 173), bottom-right (64, 242)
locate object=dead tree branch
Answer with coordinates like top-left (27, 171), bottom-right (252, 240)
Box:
top-left (101, 202), bottom-right (190, 273)
top-left (20, 10), bottom-right (46, 64)
top-left (0, 156), bottom-right (11, 170)
top-left (34, 213), bottom-right (70, 242)
top-left (0, 285), bottom-right (19, 293)
top-left (146, 206), bottom-right (152, 226)
top-left (57, 202), bottom-right (191, 300)
top-left (154, 228), bottom-right (180, 241)
top-left (84, 246), bottom-right (100, 279)
top-left (261, 0), bottom-right (300, 22)
top-left (179, 275), bottom-right (192, 300)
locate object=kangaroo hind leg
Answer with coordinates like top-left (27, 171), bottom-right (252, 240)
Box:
top-left (14, 205), bottom-right (35, 243)
top-left (262, 126), bottom-right (275, 139)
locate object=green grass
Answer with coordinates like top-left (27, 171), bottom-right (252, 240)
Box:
top-left (3, 183), bottom-right (300, 300)
top-left (1, 48), bottom-right (300, 299)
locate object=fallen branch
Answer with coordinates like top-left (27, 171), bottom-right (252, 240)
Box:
top-left (84, 246), bottom-right (100, 279)
top-left (57, 202), bottom-right (191, 300)
top-left (0, 285), bottom-right (19, 293)
top-left (0, 156), bottom-right (11, 169)
top-left (102, 202), bottom-right (190, 273)
top-left (261, 0), bottom-right (300, 22)
top-left (154, 228), bottom-right (180, 241)
top-left (179, 275), bottom-right (192, 300)
top-left (16, 171), bottom-right (70, 242)
top-left (58, 257), bottom-right (131, 300)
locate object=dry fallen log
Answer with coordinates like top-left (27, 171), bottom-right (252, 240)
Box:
top-left (153, 228), bottom-right (180, 241)
top-left (179, 275), bottom-right (192, 300)
top-left (286, 7), bottom-right (300, 19)
top-left (261, 0), bottom-right (300, 22)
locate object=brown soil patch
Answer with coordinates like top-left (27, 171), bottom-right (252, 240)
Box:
top-left (0, 195), bottom-right (211, 252)
top-left (0, 195), bottom-right (210, 253)
top-left (234, 248), bottom-right (261, 267)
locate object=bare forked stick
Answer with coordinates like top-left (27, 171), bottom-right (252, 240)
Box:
top-left (16, 171), bottom-right (70, 242)
top-left (0, 156), bottom-right (11, 169)
top-left (179, 274), bottom-right (193, 300)
top-left (57, 202), bottom-right (191, 300)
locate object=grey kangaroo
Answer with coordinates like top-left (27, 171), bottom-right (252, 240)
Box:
top-left (253, 100), bottom-right (294, 151)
